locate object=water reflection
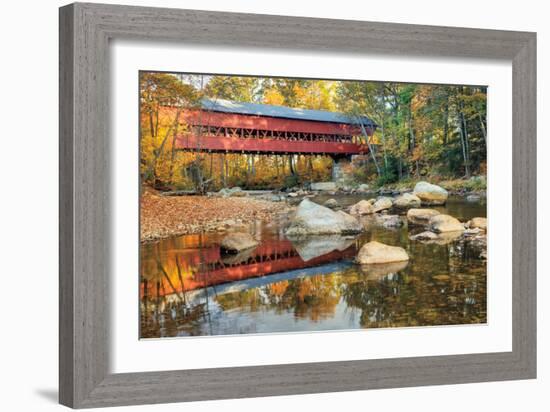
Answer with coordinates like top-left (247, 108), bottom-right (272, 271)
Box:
top-left (140, 196), bottom-right (486, 338)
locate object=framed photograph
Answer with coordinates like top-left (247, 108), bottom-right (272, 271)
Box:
top-left (59, 2), bottom-right (536, 408)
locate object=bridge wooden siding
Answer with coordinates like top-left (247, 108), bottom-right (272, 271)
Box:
top-left (171, 101), bottom-right (375, 156)
top-left (175, 133), bottom-right (367, 155)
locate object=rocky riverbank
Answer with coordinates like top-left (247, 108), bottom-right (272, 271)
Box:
top-left (140, 189), bottom-right (290, 242)
top-left (280, 180), bottom-right (487, 262)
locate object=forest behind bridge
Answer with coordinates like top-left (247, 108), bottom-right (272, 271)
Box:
top-left (140, 72), bottom-right (487, 191)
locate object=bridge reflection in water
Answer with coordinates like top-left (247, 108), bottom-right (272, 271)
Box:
top-left (139, 214), bottom-right (487, 338)
top-left (140, 235), bottom-right (357, 299)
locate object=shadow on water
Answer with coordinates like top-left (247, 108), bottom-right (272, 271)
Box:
top-left (140, 196), bottom-right (486, 338)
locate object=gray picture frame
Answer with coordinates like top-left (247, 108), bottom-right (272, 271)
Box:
top-left (59, 2), bottom-right (537, 408)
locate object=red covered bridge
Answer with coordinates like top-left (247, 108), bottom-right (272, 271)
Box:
top-left (174, 99), bottom-right (376, 156)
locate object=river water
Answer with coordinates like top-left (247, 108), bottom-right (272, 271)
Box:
top-left (140, 195), bottom-right (487, 338)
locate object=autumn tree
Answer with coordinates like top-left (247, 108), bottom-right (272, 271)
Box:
top-left (140, 72), bottom-right (199, 186)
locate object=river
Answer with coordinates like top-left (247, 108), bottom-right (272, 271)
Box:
top-left (140, 195), bottom-right (487, 338)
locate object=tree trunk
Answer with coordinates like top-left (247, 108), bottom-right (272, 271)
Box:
top-left (380, 121), bottom-right (389, 173)
top-left (168, 118), bottom-right (182, 184)
top-left (458, 110), bottom-right (471, 178)
top-left (148, 108), bottom-right (182, 183)
top-left (479, 113), bottom-right (487, 148)
top-left (220, 154), bottom-right (226, 187)
top-left (358, 120), bottom-right (381, 177)
top-left (289, 155), bottom-right (297, 176)
top-left (443, 97), bottom-right (449, 145)
top-left (408, 103), bottom-right (419, 177)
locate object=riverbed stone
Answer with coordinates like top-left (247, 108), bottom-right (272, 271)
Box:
top-left (310, 182), bottom-right (337, 191)
top-left (393, 193), bottom-right (422, 209)
top-left (413, 181), bottom-right (449, 205)
top-left (323, 198), bottom-right (340, 209)
top-left (357, 183), bottom-right (370, 192)
top-left (375, 214), bottom-right (403, 228)
top-left (466, 194), bottom-right (482, 202)
top-left (428, 214), bottom-right (465, 233)
top-left (356, 241), bottom-right (409, 264)
top-left (350, 199), bottom-right (375, 215)
top-left (220, 232), bottom-right (258, 253)
top-left (407, 208), bottom-right (441, 226)
top-left (409, 231), bottom-right (439, 241)
top-left (372, 197), bottom-right (393, 212)
top-left (464, 233), bottom-right (487, 259)
top-left (432, 231), bottom-right (463, 245)
top-left (285, 198), bottom-right (363, 235)
top-left (468, 217), bottom-right (487, 231)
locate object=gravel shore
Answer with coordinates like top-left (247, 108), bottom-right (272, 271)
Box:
top-left (140, 191), bottom-right (289, 242)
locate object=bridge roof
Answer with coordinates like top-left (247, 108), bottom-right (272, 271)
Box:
top-left (201, 98), bottom-right (376, 127)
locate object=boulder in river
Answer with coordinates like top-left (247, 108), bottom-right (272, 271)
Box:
top-left (374, 214), bottom-right (403, 229)
top-left (413, 181), bottom-right (449, 205)
top-left (464, 233), bottom-right (487, 259)
top-left (310, 182), bottom-right (337, 191)
top-left (323, 198), bottom-right (340, 209)
top-left (409, 230), bottom-right (462, 245)
top-left (220, 232), bottom-right (258, 253)
top-left (357, 183), bottom-right (370, 192)
top-left (372, 197), bottom-right (393, 212)
top-left (428, 214), bottom-right (465, 233)
top-left (466, 194), bottom-right (482, 202)
top-left (356, 241), bottom-right (409, 264)
top-left (407, 208), bottom-right (441, 226)
top-left (468, 217), bottom-right (487, 231)
top-left (393, 193), bottom-right (421, 209)
top-left (349, 199), bottom-right (375, 215)
top-left (285, 199), bottom-right (363, 236)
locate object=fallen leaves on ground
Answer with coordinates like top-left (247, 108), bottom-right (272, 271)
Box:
top-left (140, 191), bottom-right (289, 242)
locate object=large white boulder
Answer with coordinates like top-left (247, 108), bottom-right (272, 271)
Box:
top-left (356, 241), bottom-right (409, 264)
top-left (413, 181), bottom-right (449, 205)
top-left (285, 199), bottom-right (363, 235)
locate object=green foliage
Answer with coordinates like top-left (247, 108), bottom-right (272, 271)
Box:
top-left (204, 76), bottom-right (260, 102)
